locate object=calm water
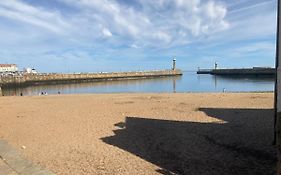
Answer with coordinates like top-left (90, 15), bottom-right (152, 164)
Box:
top-left (2, 71), bottom-right (274, 96)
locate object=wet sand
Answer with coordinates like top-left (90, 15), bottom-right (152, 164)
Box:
top-left (0, 93), bottom-right (276, 174)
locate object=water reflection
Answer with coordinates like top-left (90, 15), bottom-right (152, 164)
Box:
top-left (209, 75), bottom-right (274, 92)
top-left (173, 78), bottom-right (176, 93)
top-left (2, 72), bottom-right (274, 96)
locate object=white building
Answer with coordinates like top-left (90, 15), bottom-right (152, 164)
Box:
top-left (24, 67), bottom-right (37, 74)
top-left (0, 64), bottom-right (18, 73)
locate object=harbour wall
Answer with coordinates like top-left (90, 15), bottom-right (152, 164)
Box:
top-left (0, 70), bottom-right (182, 87)
top-left (197, 68), bottom-right (275, 76)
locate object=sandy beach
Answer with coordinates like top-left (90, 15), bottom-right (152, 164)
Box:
top-left (0, 93), bottom-right (276, 174)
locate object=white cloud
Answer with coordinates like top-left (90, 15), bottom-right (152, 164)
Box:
top-left (0, 0), bottom-right (230, 48)
top-left (231, 42), bottom-right (275, 56)
top-left (131, 43), bottom-right (140, 49)
top-left (0, 0), bottom-right (69, 33)
top-left (56, 0), bottom-right (229, 47)
top-left (228, 0), bottom-right (275, 14)
top-left (214, 12), bottom-right (275, 45)
top-left (152, 31), bottom-right (172, 43)
top-left (102, 28), bottom-right (112, 37)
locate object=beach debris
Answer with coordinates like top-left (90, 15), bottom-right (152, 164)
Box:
top-left (21, 145), bottom-right (26, 149)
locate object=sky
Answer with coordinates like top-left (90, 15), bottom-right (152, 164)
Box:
top-left (0, 0), bottom-right (277, 72)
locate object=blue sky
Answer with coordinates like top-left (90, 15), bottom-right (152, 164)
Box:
top-left (0, 0), bottom-right (277, 72)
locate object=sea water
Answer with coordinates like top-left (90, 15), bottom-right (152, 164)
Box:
top-left (2, 71), bottom-right (274, 96)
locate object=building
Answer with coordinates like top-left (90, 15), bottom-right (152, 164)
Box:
top-left (24, 67), bottom-right (37, 74)
top-left (0, 64), bottom-right (18, 73)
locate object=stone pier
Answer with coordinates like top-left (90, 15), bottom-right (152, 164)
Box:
top-left (0, 69), bottom-right (182, 87)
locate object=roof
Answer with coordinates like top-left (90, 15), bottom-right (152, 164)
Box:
top-left (0, 64), bottom-right (17, 67)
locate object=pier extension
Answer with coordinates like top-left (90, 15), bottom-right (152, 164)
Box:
top-left (197, 67), bottom-right (275, 77)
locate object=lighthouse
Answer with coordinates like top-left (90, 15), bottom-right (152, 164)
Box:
top-left (172, 58), bottom-right (176, 70)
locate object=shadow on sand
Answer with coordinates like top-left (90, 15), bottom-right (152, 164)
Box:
top-left (101, 108), bottom-right (276, 175)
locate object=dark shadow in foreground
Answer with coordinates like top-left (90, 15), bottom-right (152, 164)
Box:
top-left (101, 108), bottom-right (276, 175)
